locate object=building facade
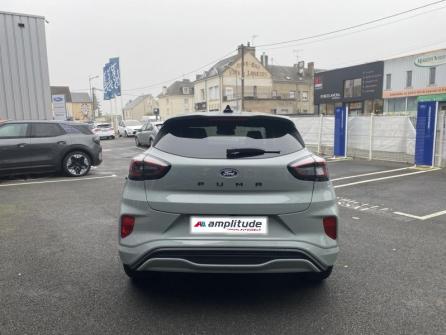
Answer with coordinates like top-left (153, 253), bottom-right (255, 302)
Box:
top-left (194, 45), bottom-right (315, 114)
top-left (383, 49), bottom-right (446, 115)
top-left (314, 62), bottom-right (384, 115)
top-left (123, 94), bottom-right (158, 121)
top-left (67, 92), bottom-right (92, 122)
top-left (0, 11), bottom-right (51, 120)
top-left (158, 79), bottom-right (194, 119)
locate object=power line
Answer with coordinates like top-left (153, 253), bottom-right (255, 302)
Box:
top-left (261, 4), bottom-right (446, 52)
top-left (123, 48), bottom-right (237, 92)
top-left (256, 0), bottom-right (446, 48)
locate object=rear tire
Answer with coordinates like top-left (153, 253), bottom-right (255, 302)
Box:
top-left (62, 151), bottom-right (91, 177)
top-left (303, 266), bottom-right (333, 282)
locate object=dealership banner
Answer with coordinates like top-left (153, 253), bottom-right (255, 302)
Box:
top-left (109, 57), bottom-right (121, 97)
top-left (103, 62), bottom-right (113, 100)
top-left (103, 57), bottom-right (121, 100)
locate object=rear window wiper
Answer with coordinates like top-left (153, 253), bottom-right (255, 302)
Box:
top-left (226, 148), bottom-right (281, 159)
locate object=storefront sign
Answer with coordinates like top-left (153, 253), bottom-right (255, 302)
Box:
top-left (314, 62), bottom-right (383, 104)
top-left (52, 94), bottom-right (67, 120)
top-left (414, 52), bottom-right (446, 67)
top-left (383, 86), bottom-right (446, 98)
top-left (417, 93), bottom-right (446, 102)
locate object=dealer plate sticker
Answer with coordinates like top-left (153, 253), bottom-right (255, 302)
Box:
top-left (190, 216), bottom-right (267, 235)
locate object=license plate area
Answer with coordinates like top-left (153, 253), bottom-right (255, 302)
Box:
top-left (190, 216), bottom-right (268, 235)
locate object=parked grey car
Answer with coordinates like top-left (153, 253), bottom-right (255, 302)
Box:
top-left (119, 111), bottom-right (338, 282)
top-left (135, 121), bottom-right (163, 147)
top-left (0, 120), bottom-right (102, 177)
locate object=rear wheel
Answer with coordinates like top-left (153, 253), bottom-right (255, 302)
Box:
top-left (303, 266), bottom-right (333, 282)
top-left (62, 151), bottom-right (91, 177)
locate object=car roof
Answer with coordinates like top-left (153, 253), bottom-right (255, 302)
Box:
top-left (165, 111), bottom-right (293, 122)
top-left (2, 120), bottom-right (89, 124)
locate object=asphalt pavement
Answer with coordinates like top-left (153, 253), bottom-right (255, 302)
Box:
top-left (0, 137), bottom-right (445, 335)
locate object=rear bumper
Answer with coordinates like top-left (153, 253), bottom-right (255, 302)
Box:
top-left (120, 241), bottom-right (338, 274)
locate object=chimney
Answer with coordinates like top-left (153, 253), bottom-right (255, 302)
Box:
top-left (260, 52), bottom-right (268, 66)
top-left (307, 62), bottom-right (314, 76)
top-left (162, 86), bottom-right (167, 95)
top-left (264, 55), bottom-right (268, 66)
top-left (238, 43), bottom-right (256, 56)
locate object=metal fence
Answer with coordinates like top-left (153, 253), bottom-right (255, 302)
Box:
top-left (291, 112), bottom-right (446, 167)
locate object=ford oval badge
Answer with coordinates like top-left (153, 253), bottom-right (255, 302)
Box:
top-left (220, 168), bottom-right (238, 178)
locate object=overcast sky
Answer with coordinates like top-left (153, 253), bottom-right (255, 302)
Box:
top-left (3, 0), bottom-right (446, 113)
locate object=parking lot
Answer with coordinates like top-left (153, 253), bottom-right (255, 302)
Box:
top-left (1, 137), bottom-right (445, 335)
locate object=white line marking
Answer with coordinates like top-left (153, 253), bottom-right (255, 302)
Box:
top-left (393, 209), bottom-right (446, 221)
top-left (0, 174), bottom-right (117, 187)
top-left (333, 169), bottom-right (440, 189)
top-left (331, 167), bottom-right (410, 181)
top-left (135, 147), bottom-right (145, 151)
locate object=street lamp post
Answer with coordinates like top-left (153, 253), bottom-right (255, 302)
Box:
top-left (88, 75), bottom-right (99, 121)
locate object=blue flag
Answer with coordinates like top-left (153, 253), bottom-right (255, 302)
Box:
top-left (103, 62), bottom-right (114, 100)
top-left (109, 57), bottom-right (121, 97)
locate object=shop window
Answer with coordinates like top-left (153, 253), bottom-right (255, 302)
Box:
top-left (407, 97), bottom-right (417, 111)
top-left (386, 74), bottom-right (391, 90)
top-left (406, 71), bottom-right (412, 88)
top-left (387, 98), bottom-right (406, 113)
top-left (429, 67), bottom-right (436, 85)
top-left (344, 79), bottom-right (361, 98)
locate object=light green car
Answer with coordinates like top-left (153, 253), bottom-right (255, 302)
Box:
top-left (119, 110), bottom-right (338, 281)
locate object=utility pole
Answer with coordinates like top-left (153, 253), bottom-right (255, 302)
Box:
top-left (92, 87), bottom-right (96, 122)
top-left (241, 44), bottom-right (245, 111)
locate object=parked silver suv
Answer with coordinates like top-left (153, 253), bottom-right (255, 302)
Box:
top-left (119, 111), bottom-right (338, 281)
top-left (0, 120), bottom-right (102, 177)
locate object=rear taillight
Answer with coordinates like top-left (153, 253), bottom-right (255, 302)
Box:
top-left (121, 215), bottom-right (135, 238)
top-left (128, 154), bottom-right (171, 180)
top-left (287, 156), bottom-right (329, 181)
top-left (323, 216), bottom-right (337, 240)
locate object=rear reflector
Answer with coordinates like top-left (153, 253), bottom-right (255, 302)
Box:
top-left (323, 216), bottom-right (337, 240)
top-left (287, 156), bottom-right (329, 181)
top-left (128, 154), bottom-right (171, 180)
top-left (121, 215), bottom-right (135, 238)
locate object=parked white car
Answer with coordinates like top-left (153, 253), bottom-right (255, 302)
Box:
top-left (92, 123), bottom-right (115, 140)
top-left (117, 120), bottom-right (142, 137)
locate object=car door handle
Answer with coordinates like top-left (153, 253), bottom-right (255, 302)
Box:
top-left (57, 141), bottom-right (66, 145)
top-left (17, 143), bottom-right (27, 148)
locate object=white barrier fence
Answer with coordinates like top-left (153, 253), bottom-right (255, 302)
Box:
top-left (291, 113), bottom-right (446, 167)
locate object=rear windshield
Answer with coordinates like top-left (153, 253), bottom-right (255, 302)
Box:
top-left (125, 120), bottom-right (141, 126)
top-left (154, 116), bottom-right (304, 159)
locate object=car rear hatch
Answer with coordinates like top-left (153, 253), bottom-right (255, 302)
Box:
top-left (132, 114), bottom-right (321, 215)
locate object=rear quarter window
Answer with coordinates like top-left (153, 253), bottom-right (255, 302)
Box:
top-left (154, 116), bottom-right (304, 159)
